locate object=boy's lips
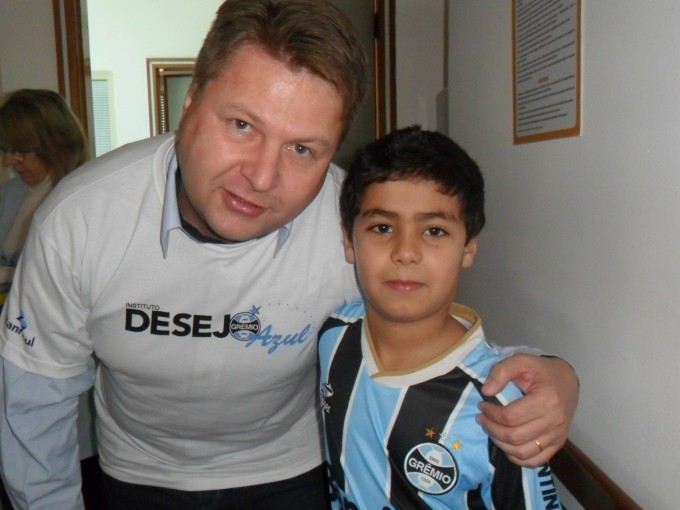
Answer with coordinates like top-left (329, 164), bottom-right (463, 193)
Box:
top-left (385, 279), bottom-right (423, 292)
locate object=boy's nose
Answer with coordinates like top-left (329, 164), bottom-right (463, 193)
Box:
top-left (392, 232), bottom-right (421, 264)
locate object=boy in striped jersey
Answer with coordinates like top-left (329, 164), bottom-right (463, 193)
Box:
top-left (318, 125), bottom-right (561, 509)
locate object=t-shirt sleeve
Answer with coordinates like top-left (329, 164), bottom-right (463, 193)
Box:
top-left (0, 217), bottom-right (92, 378)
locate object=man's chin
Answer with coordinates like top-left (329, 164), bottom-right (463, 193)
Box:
top-left (208, 222), bottom-right (279, 243)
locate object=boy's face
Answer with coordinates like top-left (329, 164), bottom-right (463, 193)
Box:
top-left (344, 179), bottom-right (478, 325)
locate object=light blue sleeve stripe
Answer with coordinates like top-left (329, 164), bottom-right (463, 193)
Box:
top-left (0, 357), bottom-right (95, 510)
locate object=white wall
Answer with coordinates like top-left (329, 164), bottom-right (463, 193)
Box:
top-left (87, 0), bottom-right (224, 147)
top-left (395, 0), bottom-right (447, 130)
top-left (0, 0), bottom-right (58, 93)
top-left (449, 2), bottom-right (680, 508)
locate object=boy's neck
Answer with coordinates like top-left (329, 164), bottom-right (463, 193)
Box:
top-left (365, 307), bottom-right (469, 372)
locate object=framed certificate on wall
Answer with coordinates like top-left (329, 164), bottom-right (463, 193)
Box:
top-left (512, 0), bottom-right (581, 144)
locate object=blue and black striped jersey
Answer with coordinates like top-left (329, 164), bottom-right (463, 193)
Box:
top-left (318, 301), bottom-right (561, 510)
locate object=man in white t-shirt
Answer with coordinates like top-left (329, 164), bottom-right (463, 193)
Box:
top-left (0, 1), bottom-right (578, 509)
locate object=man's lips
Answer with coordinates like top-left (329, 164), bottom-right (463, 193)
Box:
top-left (223, 189), bottom-right (265, 217)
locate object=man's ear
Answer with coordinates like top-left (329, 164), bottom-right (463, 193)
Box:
top-left (182, 83), bottom-right (198, 114)
top-left (461, 236), bottom-right (479, 269)
top-left (342, 225), bottom-right (356, 264)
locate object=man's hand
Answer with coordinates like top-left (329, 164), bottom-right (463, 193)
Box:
top-left (476, 354), bottom-right (578, 467)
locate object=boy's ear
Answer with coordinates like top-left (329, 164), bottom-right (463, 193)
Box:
top-left (342, 226), bottom-right (356, 264)
top-left (461, 237), bottom-right (479, 269)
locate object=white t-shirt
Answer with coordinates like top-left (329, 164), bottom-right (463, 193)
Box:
top-left (0, 133), bottom-right (360, 490)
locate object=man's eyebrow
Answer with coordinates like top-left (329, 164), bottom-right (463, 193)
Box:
top-left (228, 105), bottom-right (335, 148)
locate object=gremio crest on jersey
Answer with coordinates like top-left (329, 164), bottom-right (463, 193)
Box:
top-left (403, 442), bottom-right (458, 495)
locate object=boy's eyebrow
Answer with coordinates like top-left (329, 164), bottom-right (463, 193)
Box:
top-left (360, 208), bottom-right (398, 219)
top-left (417, 211), bottom-right (460, 222)
top-left (360, 208), bottom-right (461, 222)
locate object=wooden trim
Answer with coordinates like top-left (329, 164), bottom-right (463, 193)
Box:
top-left (372, 0), bottom-right (396, 137)
top-left (374, 0), bottom-right (386, 137)
top-left (373, 0), bottom-right (389, 138)
top-left (52, 0), bottom-right (66, 96)
top-left (52, 0), bottom-right (92, 143)
top-left (551, 440), bottom-right (643, 510)
top-left (64, 0), bottom-right (90, 135)
top-left (387, 0), bottom-right (396, 132)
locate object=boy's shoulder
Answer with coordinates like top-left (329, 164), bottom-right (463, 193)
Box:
top-left (320, 300), bottom-right (365, 335)
top-left (318, 301), bottom-right (365, 365)
top-left (331, 300), bottom-right (366, 322)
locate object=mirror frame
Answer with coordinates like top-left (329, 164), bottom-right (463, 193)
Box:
top-left (146, 58), bottom-right (195, 136)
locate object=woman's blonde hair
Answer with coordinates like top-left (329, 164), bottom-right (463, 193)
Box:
top-left (0, 89), bottom-right (89, 184)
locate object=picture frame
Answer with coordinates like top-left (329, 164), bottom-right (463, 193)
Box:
top-left (146, 58), bottom-right (195, 136)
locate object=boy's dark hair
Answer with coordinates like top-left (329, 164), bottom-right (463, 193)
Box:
top-left (340, 125), bottom-right (485, 243)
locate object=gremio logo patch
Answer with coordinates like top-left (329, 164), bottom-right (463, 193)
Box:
top-left (229, 310), bottom-right (261, 340)
top-left (403, 442), bottom-right (458, 495)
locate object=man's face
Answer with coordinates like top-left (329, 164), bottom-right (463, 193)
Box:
top-left (175, 45), bottom-right (344, 241)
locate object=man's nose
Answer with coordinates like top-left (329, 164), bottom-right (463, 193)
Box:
top-left (241, 143), bottom-right (281, 192)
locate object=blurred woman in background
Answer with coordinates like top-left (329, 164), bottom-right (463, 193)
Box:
top-left (0, 89), bottom-right (88, 299)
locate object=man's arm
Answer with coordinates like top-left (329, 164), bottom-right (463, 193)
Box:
top-left (0, 357), bottom-right (95, 510)
top-left (477, 353), bottom-right (579, 467)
